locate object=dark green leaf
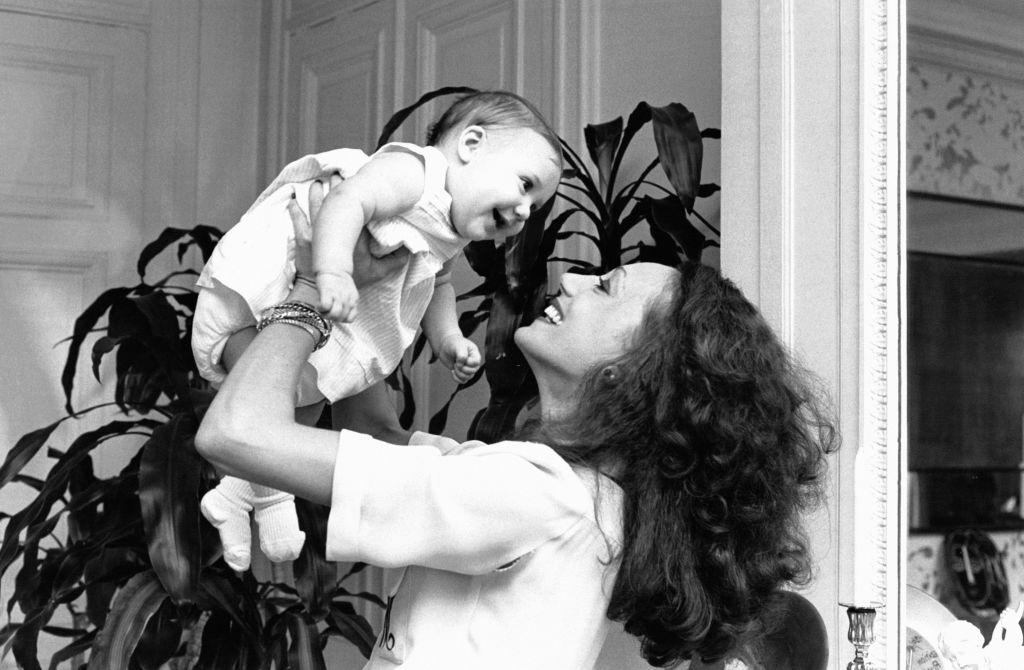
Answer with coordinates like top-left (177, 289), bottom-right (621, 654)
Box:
top-left (137, 228), bottom-right (193, 279)
top-left (62, 287), bottom-right (134, 414)
top-left (697, 183), bottom-right (721, 198)
top-left (376, 86), bottom-right (479, 149)
top-left (67, 457), bottom-right (98, 545)
top-left (84, 547), bottom-right (148, 628)
top-left (10, 603), bottom-right (50, 670)
top-left (0, 420), bottom-right (64, 490)
top-left (136, 225), bottom-right (223, 279)
top-left (0, 420), bottom-right (152, 582)
top-left (132, 292), bottom-right (183, 347)
top-left (428, 367), bottom-right (484, 435)
top-left (196, 573), bottom-right (264, 646)
top-left (294, 500), bottom-right (335, 617)
top-left (605, 102), bottom-right (654, 202)
top-left (194, 610), bottom-right (252, 670)
top-left (139, 414), bottom-right (203, 604)
top-left (47, 630), bottom-right (96, 670)
top-left (583, 116), bottom-right (623, 194)
top-left (285, 610), bottom-right (327, 670)
top-left (91, 334), bottom-right (133, 383)
top-left (397, 367), bottom-right (416, 430)
top-left (650, 103), bottom-right (703, 211)
top-left (131, 597), bottom-right (182, 670)
top-left (87, 571), bottom-right (168, 670)
top-left (326, 604), bottom-right (375, 659)
top-left (643, 195), bottom-right (706, 262)
top-left (701, 127), bottom-right (721, 139)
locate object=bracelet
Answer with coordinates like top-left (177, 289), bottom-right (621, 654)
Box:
top-left (257, 301), bottom-right (332, 351)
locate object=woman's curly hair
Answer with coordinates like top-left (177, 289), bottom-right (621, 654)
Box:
top-left (533, 262), bottom-right (837, 666)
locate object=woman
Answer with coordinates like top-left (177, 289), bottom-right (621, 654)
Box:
top-left (196, 179), bottom-right (837, 669)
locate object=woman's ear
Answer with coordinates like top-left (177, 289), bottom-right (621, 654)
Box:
top-left (456, 125), bottom-right (486, 163)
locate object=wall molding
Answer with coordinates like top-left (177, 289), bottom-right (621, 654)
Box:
top-left (0, 0), bottom-right (151, 29)
top-left (722, 0), bottom-right (904, 666)
top-left (908, 0), bottom-right (1024, 61)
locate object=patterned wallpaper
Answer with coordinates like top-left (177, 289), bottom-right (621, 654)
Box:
top-left (908, 61), bottom-right (1024, 207)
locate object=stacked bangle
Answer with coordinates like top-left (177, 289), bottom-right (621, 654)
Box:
top-left (257, 301), bottom-right (331, 351)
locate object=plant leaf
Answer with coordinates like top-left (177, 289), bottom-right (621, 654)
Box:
top-left (583, 116), bottom-right (623, 194)
top-left (137, 228), bottom-right (193, 279)
top-left (604, 102), bottom-right (654, 203)
top-left (376, 86), bottom-right (479, 149)
top-left (649, 103), bottom-right (703, 212)
top-left (61, 287), bottom-right (133, 414)
top-left (139, 413), bottom-right (204, 604)
top-left (0, 420), bottom-right (152, 582)
top-left (293, 500), bottom-right (335, 617)
top-left (642, 195), bottom-right (706, 262)
top-left (87, 570), bottom-right (169, 669)
top-left (428, 366), bottom-right (485, 435)
top-left (10, 603), bottom-right (50, 670)
top-left (131, 597), bottom-right (182, 670)
top-left (0, 419), bottom-right (65, 490)
top-left (47, 630), bottom-right (96, 670)
top-left (285, 610), bottom-right (327, 670)
top-left (326, 603), bottom-right (376, 659)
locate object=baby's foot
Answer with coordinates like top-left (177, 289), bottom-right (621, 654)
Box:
top-left (252, 488), bottom-right (306, 563)
top-left (200, 480), bottom-right (254, 571)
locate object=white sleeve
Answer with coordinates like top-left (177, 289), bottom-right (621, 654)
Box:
top-left (326, 430), bottom-right (594, 575)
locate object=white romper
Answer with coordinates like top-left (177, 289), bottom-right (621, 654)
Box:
top-left (191, 142), bottom-right (468, 402)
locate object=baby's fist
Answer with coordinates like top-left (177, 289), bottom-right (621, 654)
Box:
top-left (317, 271), bottom-right (359, 322)
top-left (439, 334), bottom-right (481, 384)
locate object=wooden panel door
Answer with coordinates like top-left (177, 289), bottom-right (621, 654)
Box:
top-left (400, 0), bottom-right (577, 438)
top-left (0, 7), bottom-right (148, 666)
top-left (279, 0), bottom-right (397, 163)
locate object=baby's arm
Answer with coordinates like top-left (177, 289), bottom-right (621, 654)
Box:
top-left (421, 260), bottom-right (482, 383)
top-left (313, 151), bottom-right (426, 322)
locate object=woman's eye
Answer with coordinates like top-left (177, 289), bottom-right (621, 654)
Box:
top-left (597, 278), bottom-right (609, 293)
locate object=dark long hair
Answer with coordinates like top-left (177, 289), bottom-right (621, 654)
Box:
top-left (529, 262), bottom-right (837, 666)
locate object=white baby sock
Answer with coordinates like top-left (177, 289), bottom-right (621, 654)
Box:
top-left (200, 476), bottom-right (255, 571)
top-left (251, 483), bottom-right (306, 563)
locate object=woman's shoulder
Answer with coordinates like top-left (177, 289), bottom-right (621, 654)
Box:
top-left (425, 434), bottom-right (625, 537)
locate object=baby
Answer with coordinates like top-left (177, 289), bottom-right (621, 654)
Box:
top-left (192, 91), bottom-right (563, 571)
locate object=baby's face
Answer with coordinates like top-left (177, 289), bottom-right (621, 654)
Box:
top-left (445, 127), bottom-right (561, 242)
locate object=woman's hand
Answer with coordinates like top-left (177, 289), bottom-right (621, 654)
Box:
top-left (288, 172), bottom-right (411, 308)
top-left (286, 176), bottom-right (333, 306)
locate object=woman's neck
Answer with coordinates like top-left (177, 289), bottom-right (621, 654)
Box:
top-left (534, 374), bottom-right (578, 422)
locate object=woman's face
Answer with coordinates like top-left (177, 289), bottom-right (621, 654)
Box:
top-left (515, 262), bottom-right (679, 385)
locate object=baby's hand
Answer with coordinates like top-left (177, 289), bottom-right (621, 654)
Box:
top-left (317, 271), bottom-right (359, 322)
top-left (439, 334), bottom-right (481, 384)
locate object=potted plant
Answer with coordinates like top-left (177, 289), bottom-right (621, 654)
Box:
top-left (0, 228), bottom-right (379, 668)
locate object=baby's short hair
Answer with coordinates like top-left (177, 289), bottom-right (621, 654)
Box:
top-left (427, 90), bottom-right (561, 160)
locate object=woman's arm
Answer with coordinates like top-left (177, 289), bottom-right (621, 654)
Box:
top-left (196, 180), bottom-right (352, 505)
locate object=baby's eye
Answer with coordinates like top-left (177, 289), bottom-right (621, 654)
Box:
top-left (521, 177), bottom-right (534, 191)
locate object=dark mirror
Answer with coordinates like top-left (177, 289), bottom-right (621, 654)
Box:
top-left (908, 193), bottom-right (1024, 532)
